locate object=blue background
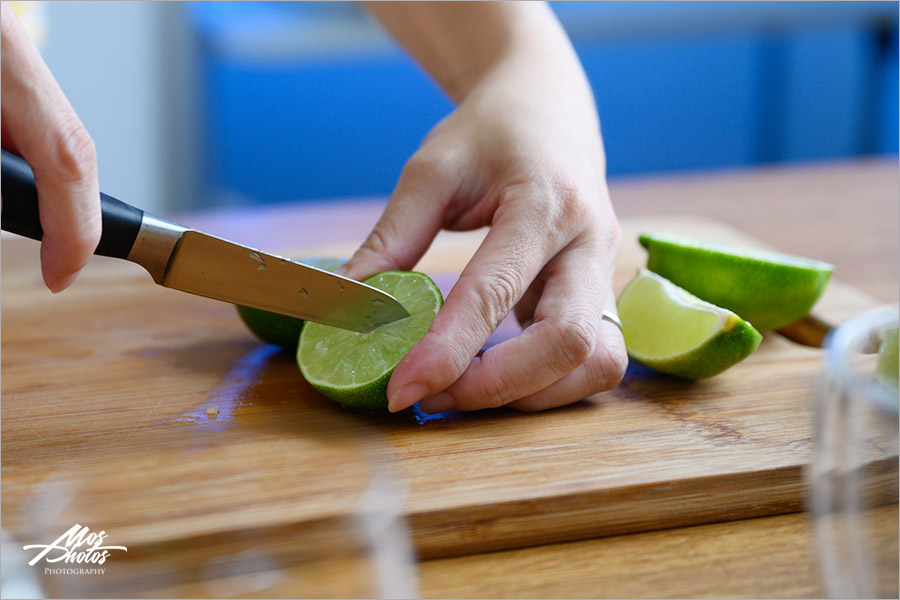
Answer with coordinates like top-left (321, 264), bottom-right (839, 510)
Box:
top-left (188, 1), bottom-right (899, 207)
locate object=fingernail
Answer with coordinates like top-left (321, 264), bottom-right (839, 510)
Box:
top-left (49, 271), bottom-right (80, 294)
top-left (336, 264), bottom-right (364, 280)
top-left (418, 393), bottom-right (456, 415)
top-left (388, 382), bottom-right (429, 413)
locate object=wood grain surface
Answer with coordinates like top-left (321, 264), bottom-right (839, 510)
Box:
top-left (128, 506), bottom-right (898, 599)
top-left (2, 159), bottom-right (897, 598)
top-left (416, 505), bottom-right (899, 599)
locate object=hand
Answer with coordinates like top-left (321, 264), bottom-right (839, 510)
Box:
top-left (1, 1), bottom-right (101, 292)
top-left (343, 3), bottom-right (628, 413)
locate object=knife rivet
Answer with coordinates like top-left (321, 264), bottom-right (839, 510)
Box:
top-left (370, 299), bottom-right (385, 306)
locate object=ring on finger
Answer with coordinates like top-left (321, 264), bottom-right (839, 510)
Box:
top-left (601, 309), bottom-right (623, 334)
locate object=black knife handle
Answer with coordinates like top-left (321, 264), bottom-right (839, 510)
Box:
top-left (1, 149), bottom-right (144, 259)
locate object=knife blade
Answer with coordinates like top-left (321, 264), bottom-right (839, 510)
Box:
top-left (1, 150), bottom-right (408, 332)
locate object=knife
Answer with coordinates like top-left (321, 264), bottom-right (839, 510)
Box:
top-left (776, 314), bottom-right (832, 348)
top-left (0, 150), bottom-right (409, 332)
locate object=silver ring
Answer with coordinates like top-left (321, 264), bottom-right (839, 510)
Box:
top-left (602, 310), bottom-right (623, 333)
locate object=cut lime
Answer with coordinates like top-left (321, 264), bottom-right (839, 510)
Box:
top-left (618, 269), bottom-right (763, 379)
top-left (876, 327), bottom-right (899, 389)
top-left (639, 233), bottom-right (833, 332)
top-left (297, 271), bottom-right (442, 411)
top-left (236, 256), bottom-right (346, 351)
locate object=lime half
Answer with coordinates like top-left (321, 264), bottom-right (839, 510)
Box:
top-left (297, 271), bottom-right (443, 411)
top-left (236, 256), bottom-right (345, 351)
top-left (640, 233), bottom-right (833, 332)
top-left (618, 269), bottom-right (762, 379)
top-left (876, 327), bottom-right (899, 389)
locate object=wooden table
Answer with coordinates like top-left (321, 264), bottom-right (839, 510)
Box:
top-left (2, 159), bottom-right (897, 598)
top-left (415, 159), bottom-right (900, 600)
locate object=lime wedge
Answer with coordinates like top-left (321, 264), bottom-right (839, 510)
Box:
top-left (876, 327), bottom-right (899, 389)
top-left (236, 256), bottom-right (345, 351)
top-left (297, 271), bottom-right (443, 411)
top-left (618, 269), bottom-right (762, 379)
top-left (639, 233), bottom-right (833, 332)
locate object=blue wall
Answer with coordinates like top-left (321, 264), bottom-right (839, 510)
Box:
top-left (190, 1), bottom-right (898, 207)
top-left (201, 53), bottom-right (452, 206)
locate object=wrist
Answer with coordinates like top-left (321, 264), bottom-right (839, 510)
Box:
top-left (367, 2), bottom-right (591, 108)
top-left (448, 5), bottom-right (587, 102)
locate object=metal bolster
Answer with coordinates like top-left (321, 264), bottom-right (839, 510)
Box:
top-left (126, 213), bottom-right (188, 284)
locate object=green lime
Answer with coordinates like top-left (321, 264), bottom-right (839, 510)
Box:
top-left (236, 257), bottom-right (346, 351)
top-left (639, 233), bottom-right (833, 332)
top-left (617, 269), bottom-right (763, 379)
top-left (297, 271), bottom-right (443, 411)
top-left (876, 327), bottom-right (899, 389)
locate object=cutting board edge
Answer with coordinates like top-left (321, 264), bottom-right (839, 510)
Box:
top-left (406, 463), bottom-right (806, 560)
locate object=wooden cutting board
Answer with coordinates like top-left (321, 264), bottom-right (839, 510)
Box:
top-left (0, 216), bottom-right (890, 595)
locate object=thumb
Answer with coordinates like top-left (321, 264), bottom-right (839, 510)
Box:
top-left (340, 154), bottom-right (454, 281)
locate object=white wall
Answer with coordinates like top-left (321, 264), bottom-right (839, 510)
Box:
top-left (39, 1), bottom-right (174, 215)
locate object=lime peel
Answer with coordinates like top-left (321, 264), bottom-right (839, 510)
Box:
top-left (639, 232), bottom-right (833, 332)
top-left (618, 269), bottom-right (762, 379)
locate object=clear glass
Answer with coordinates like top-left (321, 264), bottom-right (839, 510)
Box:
top-left (810, 306), bottom-right (899, 599)
top-left (2, 449), bottom-right (417, 599)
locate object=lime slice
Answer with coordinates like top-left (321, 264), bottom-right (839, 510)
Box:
top-left (639, 233), bottom-right (833, 332)
top-left (618, 269), bottom-right (763, 379)
top-left (236, 256), bottom-right (346, 351)
top-left (297, 271), bottom-right (443, 411)
top-left (876, 327), bottom-right (899, 389)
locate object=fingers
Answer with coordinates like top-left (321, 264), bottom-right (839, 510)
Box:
top-left (506, 311), bottom-right (627, 412)
top-left (387, 186), bottom-right (577, 412)
top-left (339, 152), bottom-right (455, 281)
top-left (1, 1), bottom-right (101, 292)
top-left (513, 277), bottom-right (543, 328)
top-left (415, 231), bottom-right (624, 413)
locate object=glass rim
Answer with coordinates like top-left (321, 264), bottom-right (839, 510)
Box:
top-left (825, 305), bottom-right (899, 417)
